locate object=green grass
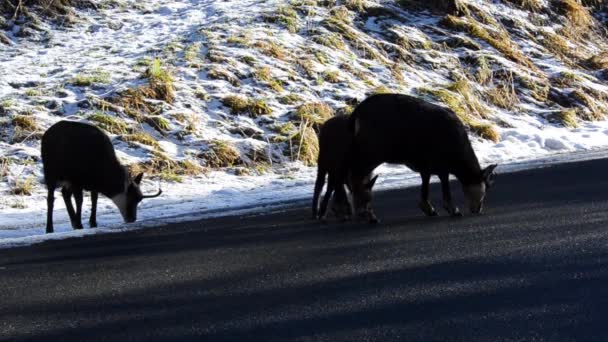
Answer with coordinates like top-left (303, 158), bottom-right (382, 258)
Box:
top-left (323, 70), bottom-right (341, 83)
top-left (70, 70), bottom-right (111, 86)
top-left (254, 67), bottom-right (285, 91)
top-left (207, 67), bottom-right (241, 87)
top-left (24, 89), bottom-right (43, 97)
top-left (227, 35), bottom-right (250, 46)
top-left (240, 55), bottom-right (256, 66)
top-left (253, 40), bottom-right (286, 60)
top-left (121, 132), bottom-right (160, 148)
top-left (87, 112), bottom-right (130, 134)
top-left (146, 58), bottom-right (173, 84)
top-left (184, 42), bottom-right (202, 62)
top-left (312, 33), bottom-right (346, 50)
top-left (144, 115), bottom-right (171, 133)
top-left (264, 6), bottom-right (300, 33)
top-left (278, 93), bottom-right (303, 105)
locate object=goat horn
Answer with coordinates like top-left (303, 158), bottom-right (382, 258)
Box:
top-left (142, 188), bottom-right (162, 199)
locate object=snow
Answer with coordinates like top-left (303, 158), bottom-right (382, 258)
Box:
top-left (1, 0), bottom-right (608, 248)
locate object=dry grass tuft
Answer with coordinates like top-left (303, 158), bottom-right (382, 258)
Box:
top-left (485, 73), bottom-right (519, 110)
top-left (254, 67), bottom-right (284, 92)
top-left (368, 85), bottom-right (394, 96)
top-left (263, 6), bottom-right (299, 33)
top-left (441, 15), bottom-right (538, 72)
top-left (207, 67), bottom-right (241, 87)
top-left (144, 115), bottom-right (171, 134)
top-left (475, 56), bottom-right (492, 85)
top-left (112, 59), bottom-right (175, 119)
top-left (70, 70), bottom-right (111, 87)
top-left (323, 70), bottom-right (341, 83)
top-left (222, 95), bottom-right (272, 117)
top-left (144, 59), bottom-right (175, 103)
top-left (586, 52), bottom-right (608, 69)
top-left (87, 112), bottom-right (130, 135)
top-left (293, 102), bottom-right (334, 131)
top-left (278, 93), bottom-right (303, 105)
top-left (202, 140), bottom-right (243, 168)
top-left (11, 115), bottom-right (38, 132)
top-left (1, 0), bottom-right (87, 23)
top-left (322, 10), bottom-right (385, 61)
top-left (571, 88), bottom-right (605, 121)
top-left (10, 177), bottom-right (36, 196)
top-left (419, 84), bottom-right (500, 142)
top-left (312, 32), bottom-right (347, 51)
top-left (540, 30), bottom-right (582, 62)
top-left (345, 0), bottom-right (368, 12)
top-left (121, 132), bottom-right (160, 149)
top-left (469, 123), bottom-right (501, 142)
top-left (553, 0), bottom-right (593, 31)
top-left (549, 108), bottom-right (578, 128)
top-left (446, 79), bottom-right (488, 118)
top-left (128, 152), bottom-right (204, 182)
top-left (288, 122), bottom-right (319, 166)
top-left (253, 41), bottom-right (287, 60)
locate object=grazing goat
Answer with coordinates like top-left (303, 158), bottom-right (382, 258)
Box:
top-left (349, 94), bottom-right (497, 219)
top-left (41, 121), bottom-right (161, 233)
top-left (312, 115), bottom-right (378, 222)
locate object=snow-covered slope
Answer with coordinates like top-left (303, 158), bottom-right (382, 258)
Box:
top-left (1, 0), bottom-right (608, 242)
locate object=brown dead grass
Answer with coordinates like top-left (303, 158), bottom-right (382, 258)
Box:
top-left (293, 102), bottom-right (334, 131)
top-left (586, 52), bottom-right (608, 69)
top-left (128, 152), bottom-right (204, 182)
top-left (112, 59), bottom-right (175, 121)
top-left (441, 15), bottom-right (539, 73)
top-left (553, 0), bottom-right (594, 31)
top-left (201, 140), bottom-right (243, 168)
top-left (1, 0), bottom-right (88, 22)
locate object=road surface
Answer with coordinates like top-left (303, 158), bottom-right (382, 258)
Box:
top-left (1, 158), bottom-right (608, 341)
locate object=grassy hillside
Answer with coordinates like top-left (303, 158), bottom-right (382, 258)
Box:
top-left (0, 0), bottom-right (607, 210)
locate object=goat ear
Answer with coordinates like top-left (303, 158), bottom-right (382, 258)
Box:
top-left (482, 164), bottom-right (497, 187)
top-left (367, 175), bottom-right (379, 189)
top-left (134, 173), bottom-right (144, 185)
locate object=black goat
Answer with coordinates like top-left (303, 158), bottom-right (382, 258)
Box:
top-left (312, 115), bottom-right (378, 222)
top-left (41, 121), bottom-right (161, 233)
top-left (349, 94), bottom-right (497, 219)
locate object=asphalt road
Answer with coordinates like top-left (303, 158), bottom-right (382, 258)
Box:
top-left (1, 158), bottom-right (608, 341)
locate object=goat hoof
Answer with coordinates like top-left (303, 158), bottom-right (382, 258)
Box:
top-left (423, 210), bottom-right (438, 217)
top-left (340, 215), bottom-right (352, 223)
top-left (368, 214), bottom-right (380, 224)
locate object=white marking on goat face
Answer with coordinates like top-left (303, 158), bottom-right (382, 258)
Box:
top-left (111, 191), bottom-right (129, 222)
top-left (463, 182), bottom-right (486, 214)
top-left (354, 118), bottom-right (360, 136)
